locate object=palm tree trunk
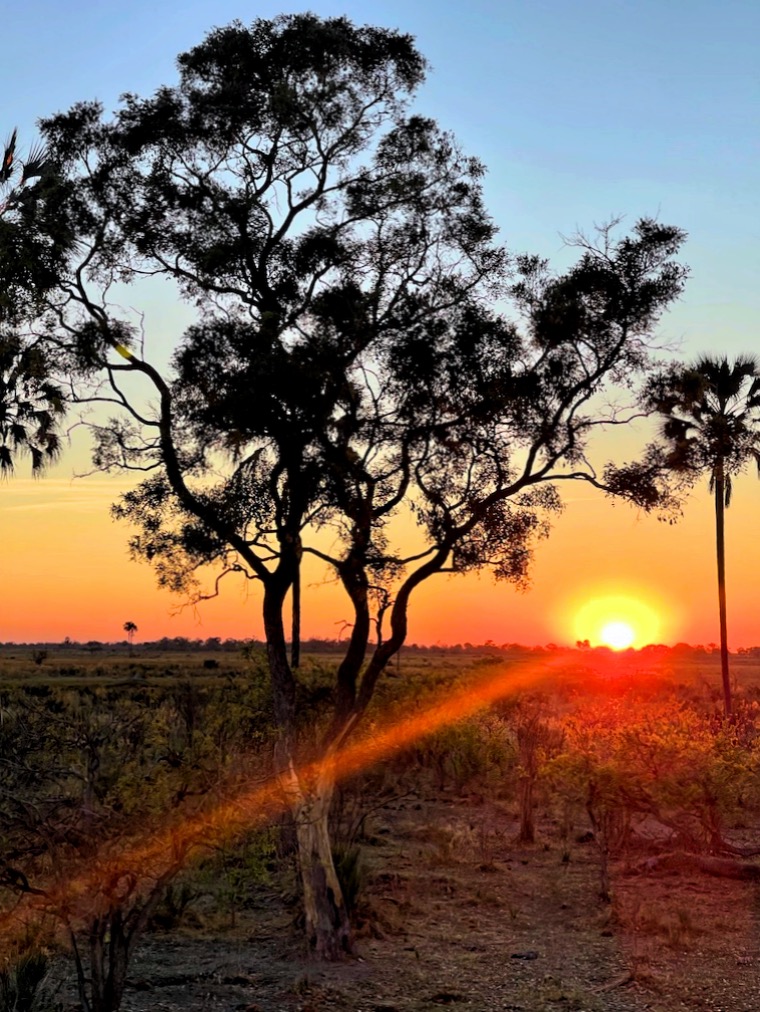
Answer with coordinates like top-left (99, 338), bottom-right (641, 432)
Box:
top-left (714, 463), bottom-right (732, 716)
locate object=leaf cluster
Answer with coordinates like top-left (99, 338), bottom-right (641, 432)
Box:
top-left (643, 355), bottom-right (760, 502)
top-left (0, 333), bottom-right (64, 473)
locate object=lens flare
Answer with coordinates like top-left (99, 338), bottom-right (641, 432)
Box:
top-left (0, 652), bottom-right (563, 948)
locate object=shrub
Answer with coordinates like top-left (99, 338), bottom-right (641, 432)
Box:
top-left (332, 844), bottom-right (366, 915)
top-left (0, 950), bottom-right (52, 1012)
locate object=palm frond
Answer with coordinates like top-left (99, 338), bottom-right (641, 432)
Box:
top-left (19, 141), bottom-right (48, 184)
top-left (0, 128), bottom-right (17, 184)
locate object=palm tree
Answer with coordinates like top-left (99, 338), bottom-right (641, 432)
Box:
top-left (0, 128), bottom-right (49, 213)
top-left (0, 129), bottom-right (66, 475)
top-left (0, 334), bottom-right (64, 474)
top-left (1, 127), bottom-right (70, 327)
top-left (123, 621), bottom-right (138, 655)
top-left (647, 355), bottom-right (760, 715)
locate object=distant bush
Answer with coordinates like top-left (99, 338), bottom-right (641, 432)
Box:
top-left (414, 715), bottom-right (516, 793)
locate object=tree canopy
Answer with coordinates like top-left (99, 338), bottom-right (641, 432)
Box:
top-left (1, 128), bottom-right (73, 325)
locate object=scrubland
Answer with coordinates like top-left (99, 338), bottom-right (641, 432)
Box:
top-left (3, 645), bottom-right (760, 1011)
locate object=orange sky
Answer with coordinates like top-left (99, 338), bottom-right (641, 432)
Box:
top-left (2, 423), bottom-right (758, 648)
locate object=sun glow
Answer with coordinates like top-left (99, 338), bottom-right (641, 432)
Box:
top-left (600, 620), bottom-right (635, 650)
top-left (571, 593), bottom-right (663, 649)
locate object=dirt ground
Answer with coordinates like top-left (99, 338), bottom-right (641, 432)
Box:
top-left (49, 792), bottom-right (760, 1012)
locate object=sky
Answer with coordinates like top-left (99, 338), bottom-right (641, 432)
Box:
top-left (1, 0), bottom-right (759, 647)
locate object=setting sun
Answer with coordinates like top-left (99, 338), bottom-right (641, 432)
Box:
top-left (600, 620), bottom-right (636, 650)
top-left (570, 593), bottom-right (664, 649)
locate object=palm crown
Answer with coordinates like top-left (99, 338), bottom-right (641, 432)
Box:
top-left (646, 353), bottom-right (760, 715)
top-left (647, 354), bottom-right (760, 505)
top-left (0, 335), bottom-right (64, 474)
top-left (0, 128), bottom-right (49, 211)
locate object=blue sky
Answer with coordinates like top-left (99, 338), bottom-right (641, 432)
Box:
top-left (4, 0), bottom-right (758, 358)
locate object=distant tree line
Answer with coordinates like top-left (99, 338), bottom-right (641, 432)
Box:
top-left (1, 637), bottom-right (759, 656)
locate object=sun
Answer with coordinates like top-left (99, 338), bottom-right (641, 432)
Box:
top-left (571, 594), bottom-right (662, 649)
top-left (600, 620), bottom-right (635, 650)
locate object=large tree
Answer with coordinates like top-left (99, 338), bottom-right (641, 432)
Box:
top-left (645, 355), bottom-right (760, 715)
top-left (39, 15), bottom-right (687, 955)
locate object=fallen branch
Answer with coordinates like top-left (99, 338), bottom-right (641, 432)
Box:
top-left (634, 852), bottom-right (760, 880)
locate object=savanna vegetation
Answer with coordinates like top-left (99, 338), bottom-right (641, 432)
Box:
top-left (3, 646), bottom-right (760, 1011)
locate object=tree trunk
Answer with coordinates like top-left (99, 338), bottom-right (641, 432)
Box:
top-left (263, 579), bottom-right (297, 739)
top-left (265, 572), bottom-right (352, 956)
top-left (279, 759), bottom-right (352, 958)
top-left (86, 912), bottom-right (129, 1012)
top-left (714, 465), bottom-right (732, 716)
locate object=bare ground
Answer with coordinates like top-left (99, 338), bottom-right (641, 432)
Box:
top-left (49, 792), bottom-right (760, 1012)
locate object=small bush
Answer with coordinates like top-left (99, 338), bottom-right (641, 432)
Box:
top-left (416, 717), bottom-right (515, 793)
top-left (0, 950), bottom-right (52, 1012)
top-left (149, 881), bottom-right (203, 931)
top-left (332, 844), bottom-right (366, 915)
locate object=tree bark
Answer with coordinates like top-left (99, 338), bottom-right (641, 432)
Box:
top-left (714, 464), bottom-right (732, 716)
top-left (263, 578), bottom-right (297, 741)
top-left (266, 573), bottom-right (351, 957)
top-left (279, 759), bottom-right (352, 958)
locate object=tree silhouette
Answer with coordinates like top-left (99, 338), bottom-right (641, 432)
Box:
top-left (0, 334), bottom-right (63, 473)
top-left (0, 129), bottom-right (68, 474)
top-left (123, 620), bottom-right (137, 654)
top-left (1, 128), bottom-right (47, 195)
top-left (39, 15), bottom-right (687, 956)
top-left (1, 128), bottom-right (72, 324)
top-left (646, 355), bottom-right (760, 715)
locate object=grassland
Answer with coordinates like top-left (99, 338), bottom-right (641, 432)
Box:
top-left (3, 645), bottom-right (760, 1011)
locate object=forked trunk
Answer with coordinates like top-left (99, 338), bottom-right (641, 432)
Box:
top-left (279, 758), bottom-right (352, 958)
top-left (90, 912), bottom-right (128, 1012)
top-left (265, 577), bottom-right (350, 956)
top-left (714, 465), bottom-right (732, 716)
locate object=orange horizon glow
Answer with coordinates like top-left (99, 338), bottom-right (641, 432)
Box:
top-left (0, 438), bottom-right (759, 647)
top-left (568, 592), bottom-right (666, 650)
